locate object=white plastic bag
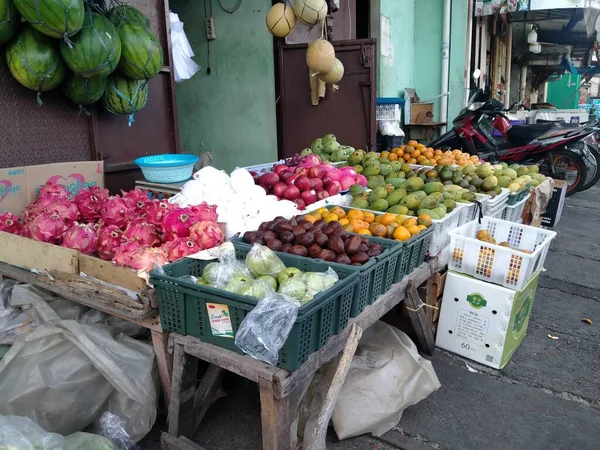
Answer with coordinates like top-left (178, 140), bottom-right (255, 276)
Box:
top-left (332, 322), bottom-right (441, 439)
top-left (0, 415), bottom-right (64, 450)
top-left (0, 308), bottom-right (158, 441)
top-left (169, 11), bottom-right (200, 82)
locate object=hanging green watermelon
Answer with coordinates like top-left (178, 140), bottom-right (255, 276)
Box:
top-left (6, 25), bottom-right (66, 104)
top-left (63, 71), bottom-right (106, 106)
top-left (60, 12), bottom-right (121, 79)
top-left (103, 74), bottom-right (148, 126)
top-left (118, 22), bottom-right (163, 80)
top-left (107, 4), bottom-right (150, 30)
top-left (0, 0), bottom-right (20, 45)
top-left (13, 0), bottom-right (84, 40)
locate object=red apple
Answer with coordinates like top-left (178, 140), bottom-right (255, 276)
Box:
top-left (325, 181), bottom-right (341, 196)
top-left (295, 175), bottom-right (311, 192)
top-left (293, 198), bottom-right (306, 210)
top-left (316, 190), bottom-right (329, 200)
top-left (259, 172), bottom-right (279, 188)
top-left (249, 171), bottom-right (260, 184)
top-left (284, 185), bottom-right (301, 201)
top-left (312, 178), bottom-right (323, 191)
top-left (294, 166), bottom-right (308, 176)
top-left (279, 171), bottom-right (294, 183)
top-left (322, 176), bottom-right (333, 186)
top-left (286, 174), bottom-right (300, 185)
top-left (301, 189), bottom-right (318, 205)
top-left (273, 164), bottom-right (289, 175)
top-left (273, 183), bottom-right (287, 198)
top-left (308, 166), bottom-right (326, 179)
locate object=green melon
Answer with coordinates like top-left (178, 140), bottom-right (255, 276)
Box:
top-left (13, 0), bottom-right (84, 39)
top-left (118, 22), bottom-right (163, 80)
top-left (63, 71), bottom-right (106, 106)
top-left (6, 25), bottom-right (66, 93)
top-left (103, 74), bottom-right (148, 116)
top-left (107, 5), bottom-right (150, 30)
top-left (60, 12), bottom-right (121, 79)
top-left (0, 0), bottom-right (20, 44)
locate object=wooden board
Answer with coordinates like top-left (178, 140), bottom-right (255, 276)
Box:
top-left (79, 254), bottom-right (147, 292)
top-left (0, 230), bottom-right (79, 274)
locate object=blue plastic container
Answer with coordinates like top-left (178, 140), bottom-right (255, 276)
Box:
top-left (134, 154), bottom-right (199, 183)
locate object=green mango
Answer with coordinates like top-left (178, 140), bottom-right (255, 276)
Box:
top-left (370, 199), bottom-right (389, 212)
top-left (386, 188), bottom-right (406, 206)
top-left (379, 164), bottom-right (392, 176)
top-left (363, 165), bottom-right (381, 177)
top-left (443, 198), bottom-right (456, 211)
top-left (387, 204), bottom-right (409, 214)
top-left (349, 184), bottom-right (365, 197)
top-left (350, 198), bottom-right (369, 209)
top-left (419, 197), bottom-right (440, 210)
top-left (353, 165), bottom-right (364, 174)
top-left (423, 182), bottom-right (444, 194)
top-left (386, 178), bottom-right (406, 188)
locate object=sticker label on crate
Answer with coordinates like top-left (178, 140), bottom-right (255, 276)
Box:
top-left (456, 308), bottom-right (490, 345)
top-left (206, 303), bottom-right (234, 338)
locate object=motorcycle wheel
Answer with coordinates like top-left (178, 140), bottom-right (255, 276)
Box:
top-left (575, 145), bottom-right (600, 191)
top-left (533, 149), bottom-right (587, 196)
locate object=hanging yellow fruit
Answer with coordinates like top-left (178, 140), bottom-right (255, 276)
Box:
top-left (306, 38), bottom-right (335, 74)
top-left (319, 58), bottom-right (344, 83)
top-left (293, 0), bottom-right (327, 26)
top-left (266, 3), bottom-right (296, 37)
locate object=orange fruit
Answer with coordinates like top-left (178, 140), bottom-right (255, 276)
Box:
top-left (417, 156), bottom-right (428, 164)
top-left (403, 153), bottom-right (412, 161)
top-left (404, 218), bottom-right (417, 228)
top-left (380, 213), bottom-right (397, 226)
top-left (393, 225), bottom-right (411, 241)
top-left (343, 223), bottom-right (355, 232)
top-left (330, 206), bottom-right (346, 219)
top-left (408, 225), bottom-right (421, 235)
top-left (434, 149), bottom-right (443, 156)
top-left (408, 158), bottom-right (417, 164)
top-left (411, 149), bottom-right (421, 158)
top-left (417, 214), bottom-right (432, 227)
top-left (339, 218), bottom-right (349, 226)
top-left (394, 148), bottom-right (404, 157)
top-left (396, 214), bottom-right (407, 225)
top-left (405, 145), bottom-right (415, 153)
top-left (363, 212), bottom-right (375, 223)
top-left (439, 158), bottom-right (452, 166)
top-left (417, 224), bottom-right (427, 231)
top-left (350, 219), bottom-right (367, 231)
top-left (325, 213), bottom-right (339, 223)
top-left (357, 228), bottom-right (372, 236)
top-left (388, 153), bottom-right (398, 161)
top-left (374, 215), bottom-right (382, 223)
top-left (408, 140), bottom-right (419, 147)
top-left (369, 223), bottom-right (387, 237)
top-left (305, 214), bottom-right (317, 223)
top-left (347, 209), bottom-right (364, 221)
top-left (381, 151), bottom-right (390, 158)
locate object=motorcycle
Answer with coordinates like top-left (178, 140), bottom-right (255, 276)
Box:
top-left (564, 124), bottom-right (600, 192)
top-left (430, 90), bottom-right (593, 195)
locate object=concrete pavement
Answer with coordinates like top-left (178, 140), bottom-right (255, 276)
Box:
top-left (141, 184), bottom-right (600, 450)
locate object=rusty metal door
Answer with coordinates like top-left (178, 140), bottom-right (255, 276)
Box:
top-left (277, 39), bottom-right (377, 158)
top-left (95, 0), bottom-right (180, 192)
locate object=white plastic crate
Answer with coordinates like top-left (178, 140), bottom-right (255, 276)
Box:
top-left (240, 160), bottom-right (284, 174)
top-left (428, 207), bottom-right (463, 257)
top-left (482, 188), bottom-right (509, 212)
top-left (501, 194), bottom-right (530, 223)
top-left (448, 217), bottom-right (556, 290)
top-left (376, 104), bottom-right (401, 121)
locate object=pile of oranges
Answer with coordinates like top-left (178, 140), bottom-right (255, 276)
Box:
top-left (305, 206), bottom-right (432, 242)
top-left (380, 140), bottom-right (480, 166)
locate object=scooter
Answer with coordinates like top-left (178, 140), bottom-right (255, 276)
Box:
top-left (430, 89), bottom-right (593, 195)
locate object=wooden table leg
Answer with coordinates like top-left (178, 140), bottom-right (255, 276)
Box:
top-left (259, 377), bottom-right (291, 450)
top-left (168, 342), bottom-right (198, 438)
top-left (152, 329), bottom-right (173, 407)
top-left (193, 364), bottom-right (224, 431)
top-left (405, 279), bottom-right (436, 355)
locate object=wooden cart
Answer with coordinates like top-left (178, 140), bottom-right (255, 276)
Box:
top-left (165, 259), bottom-right (441, 450)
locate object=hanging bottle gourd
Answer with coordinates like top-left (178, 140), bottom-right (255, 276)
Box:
top-left (293, 0), bottom-right (327, 26)
top-left (306, 38), bottom-right (335, 74)
top-left (266, 2), bottom-right (296, 37)
top-left (319, 58), bottom-right (344, 91)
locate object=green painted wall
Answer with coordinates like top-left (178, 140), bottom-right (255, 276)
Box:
top-left (547, 73), bottom-right (581, 109)
top-left (171, 0), bottom-right (278, 172)
top-left (448, 0), bottom-right (468, 122)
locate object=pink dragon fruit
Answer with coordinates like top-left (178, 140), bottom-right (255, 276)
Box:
top-left (162, 207), bottom-right (199, 241)
top-left (101, 196), bottom-right (129, 229)
top-left (0, 212), bottom-right (22, 235)
top-left (123, 220), bottom-right (161, 247)
top-left (97, 225), bottom-right (125, 260)
top-left (189, 221), bottom-right (225, 250)
top-left (146, 199), bottom-right (174, 231)
top-left (121, 189), bottom-right (149, 212)
top-left (61, 223), bottom-right (98, 254)
top-left (75, 186), bottom-right (109, 222)
top-left (129, 247), bottom-right (169, 272)
top-left (38, 182), bottom-right (69, 200)
top-left (112, 241), bottom-right (144, 267)
top-left (20, 223), bottom-right (32, 239)
top-left (89, 220), bottom-right (105, 236)
top-left (190, 203), bottom-right (218, 223)
top-left (162, 238), bottom-right (201, 261)
top-left (30, 213), bottom-right (68, 243)
top-left (24, 197), bottom-right (79, 225)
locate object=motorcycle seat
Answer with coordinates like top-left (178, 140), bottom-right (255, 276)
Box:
top-left (507, 123), bottom-right (580, 146)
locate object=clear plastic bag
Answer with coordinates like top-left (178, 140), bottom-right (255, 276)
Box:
top-left (210, 245), bottom-right (253, 288)
top-left (245, 243), bottom-right (286, 278)
top-left (0, 415), bottom-right (64, 450)
top-left (95, 412), bottom-right (139, 450)
top-left (63, 432), bottom-right (118, 450)
top-left (238, 276), bottom-right (277, 300)
top-left (278, 268), bottom-right (338, 305)
top-left (0, 280), bottom-right (37, 345)
top-left (234, 293), bottom-right (300, 366)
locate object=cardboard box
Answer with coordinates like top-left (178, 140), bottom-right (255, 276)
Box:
top-left (541, 180), bottom-right (567, 227)
top-left (436, 270), bottom-right (541, 369)
top-left (0, 161), bottom-right (104, 215)
top-left (410, 103), bottom-right (434, 124)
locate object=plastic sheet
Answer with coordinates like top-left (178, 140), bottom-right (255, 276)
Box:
top-left (169, 12), bottom-right (200, 82)
top-left (235, 293), bottom-right (300, 366)
top-left (0, 280), bottom-right (36, 345)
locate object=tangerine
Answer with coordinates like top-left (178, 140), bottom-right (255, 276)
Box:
top-left (330, 206), bottom-right (346, 219)
top-left (403, 153), bottom-right (412, 161)
top-left (380, 213), bottom-right (397, 226)
top-left (369, 223), bottom-right (387, 237)
top-left (393, 225), bottom-right (411, 241)
top-left (408, 225), bottom-right (421, 235)
top-left (363, 212), bottom-right (375, 223)
top-left (347, 209), bottom-right (364, 221)
top-left (305, 215), bottom-right (317, 223)
top-left (339, 218), bottom-right (350, 226)
top-left (343, 223), bottom-right (355, 232)
top-left (404, 218), bottom-right (417, 228)
top-left (388, 153), bottom-right (398, 161)
top-left (325, 213), bottom-right (339, 223)
top-left (417, 213), bottom-right (432, 227)
top-left (357, 229), bottom-right (372, 236)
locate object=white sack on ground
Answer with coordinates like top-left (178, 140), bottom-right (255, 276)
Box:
top-left (0, 300), bottom-right (158, 442)
top-left (332, 321), bottom-right (441, 440)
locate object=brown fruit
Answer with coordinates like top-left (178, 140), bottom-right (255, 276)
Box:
top-left (351, 262), bottom-right (363, 266)
top-left (258, 221), bottom-right (271, 231)
top-left (359, 243), bottom-right (369, 253)
top-left (328, 236), bottom-right (345, 254)
top-left (282, 243), bottom-right (293, 253)
top-left (243, 231), bottom-right (257, 243)
top-left (335, 253), bottom-right (352, 265)
top-left (296, 215), bottom-right (307, 223)
top-left (289, 217), bottom-right (298, 227)
top-left (290, 245), bottom-right (308, 257)
top-left (367, 247), bottom-right (382, 257)
top-left (314, 232), bottom-right (328, 247)
top-left (296, 232), bottom-right (315, 247)
top-left (292, 226), bottom-right (306, 238)
top-left (301, 221), bottom-right (313, 230)
top-left (266, 239), bottom-right (283, 251)
top-left (279, 231), bottom-right (295, 244)
top-left (329, 221), bottom-right (342, 230)
top-left (313, 219), bottom-right (327, 230)
top-left (273, 216), bottom-right (286, 224)
top-left (317, 249), bottom-right (336, 261)
top-left (263, 230), bottom-right (277, 241)
top-left (275, 222), bottom-right (293, 234)
top-left (351, 252), bottom-right (369, 265)
top-left (345, 235), bottom-right (362, 256)
top-left (333, 228), bottom-right (348, 241)
top-left (308, 244), bottom-right (322, 258)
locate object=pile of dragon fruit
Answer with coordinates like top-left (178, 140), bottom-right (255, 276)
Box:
top-left (0, 183), bottom-right (225, 273)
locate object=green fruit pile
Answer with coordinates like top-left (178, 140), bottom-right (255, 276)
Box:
top-left (304, 134), bottom-right (356, 162)
top-left (349, 179), bottom-right (474, 220)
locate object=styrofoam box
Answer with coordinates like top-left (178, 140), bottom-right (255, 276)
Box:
top-left (436, 270), bottom-right (541, 369)
top-left (448, 217), bottom-right (556, 290)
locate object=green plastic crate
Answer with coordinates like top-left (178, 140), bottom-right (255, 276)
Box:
top-left (233, 232), bottom-right (402, 318)
top-left (151, 245), bottom-right (359, 371)
top-left (395, 227), bottom-right (434, 281)
top-left (506, 185), bottom-right (532, 206)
